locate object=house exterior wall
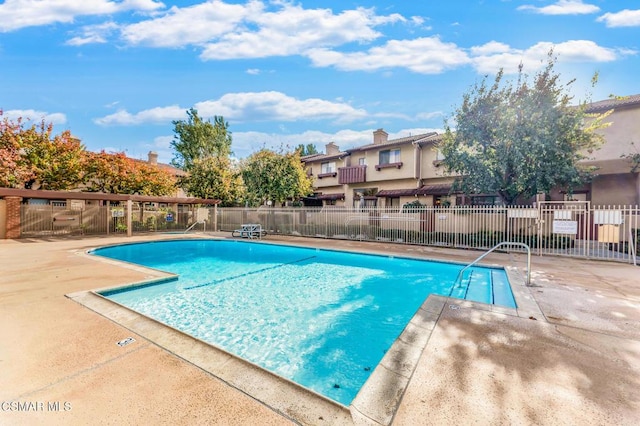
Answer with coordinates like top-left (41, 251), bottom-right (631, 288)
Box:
top-left (305, 155), bottom-right (347, 191)
top-left (582, 99), bottom-right (640, 205)
top-left (591, 174), bottom-right (639, 206)
top-left (363, 144), bottom-right (416, 182)
top-left (418, 144), bottom-right (449, 180)
top-left (588, 106), bottom-right (640, 162)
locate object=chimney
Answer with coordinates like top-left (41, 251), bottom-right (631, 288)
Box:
top-left (325, 142), bottom-right (340, 155)
top-left (148, 151), bottom-right (158, 165)
top-left (373, 128), bottom-right (388, 145)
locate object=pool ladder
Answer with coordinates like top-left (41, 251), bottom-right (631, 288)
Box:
top-left (454, 242), bottom-right (531, 291)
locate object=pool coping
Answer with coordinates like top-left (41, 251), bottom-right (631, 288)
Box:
top-left (67, 237), bottom-right (538, 425)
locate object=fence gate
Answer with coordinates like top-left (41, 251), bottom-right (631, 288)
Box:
top-left (537, 201), bottom-right (590, 257)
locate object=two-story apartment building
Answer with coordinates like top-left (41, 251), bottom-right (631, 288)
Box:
top-left (302, 94), bottom-right (640, 208)
top-left (302, 129), bottom-right (456, 208)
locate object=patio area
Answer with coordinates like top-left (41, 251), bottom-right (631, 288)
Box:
top-left (1, 233), bottom-right (638, 425)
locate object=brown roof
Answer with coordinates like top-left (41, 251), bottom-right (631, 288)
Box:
top-left (301, 152), bottom-right (348, 163)
top-left (584, 94), bottom-right (640, 113)
top-left (415, 133), bottom-right (443, 146)
top-left (416, 184), bottom-right (452, 196)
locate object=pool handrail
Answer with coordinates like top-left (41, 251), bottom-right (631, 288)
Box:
top-left (184, 220), bottom-right (206, 233)
top-left (455, 241), bottom-right (531, 287)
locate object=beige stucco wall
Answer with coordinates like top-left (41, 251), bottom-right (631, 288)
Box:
top-left (419, 144), bottom-right (450, 180)
top-left (313, 173), bottom-right (340, 189)
top-left (306, 157), bottom-right (347, 189)
top-left (591, 173), bottom-right (639, 206)
top-left (587, 106), bottom-right (640, 163)
top-left (361, 144), bottom-right (416, 182)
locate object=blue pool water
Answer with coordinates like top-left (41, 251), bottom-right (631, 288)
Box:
top-left (93, 239), bottom-right (516, 405)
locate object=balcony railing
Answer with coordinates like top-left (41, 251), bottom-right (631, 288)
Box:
top-left (339, 165), bottom-right (366, 184)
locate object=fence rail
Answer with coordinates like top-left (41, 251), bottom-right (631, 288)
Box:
top-left (17, 203), bottom-right (640, 264)
top-left (217, 204), bottom-right (640, 264)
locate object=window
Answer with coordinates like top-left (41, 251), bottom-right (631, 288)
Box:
top-left (318, 161), bottom-right (337, 178)
top-left (358, 157), bottom-right (366, 166)
top-left (321, 162), bottom-right (335, 173)
top-left (386, 197), bottom-right (400, 209)
top-left (434, 196), bottom-right (451, 207)
top-left (354, 189), bottom-right (378, 209)
top-left (379, 149), bottom-right (400, 165)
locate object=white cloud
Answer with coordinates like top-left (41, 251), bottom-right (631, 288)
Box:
top-left (94, 105), bottom-right (185, 126)
top-left (306, 37), bottom-right (470, 74)
top-left (246, 68), bottom-right (261, 75)
top-left (2, 109), bottom-right (67, 125)
top-left (199, 5), bottom-right (402, 60)
top-left (415, 111), bottom-right (444, 121)
top-left (93, 92), bottom-right (368, 126)
top-left (0, 0), bottom-right (163, 32)
top-left (121, 0), bottom-right (257, 47)
top-left (517, 0), bottom-right (600, 15)
top-left (470, 40), bottom-right (623, 74)
top-left (470, 41), bottom-right (511, 56)
top-left (114, 1), bottom-right (404, 59)
top-left (195, 92), bottom-right (367, 123)
top-left (597, 9), bottom-right (640, 27)
top-left (66, 22), bottom-right (119, 46)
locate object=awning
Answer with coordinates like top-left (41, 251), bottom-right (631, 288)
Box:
top-left (415, 184), bottom-right (452, 196)
top-left (315, 193), bottom-right (345, 200)
top-left (375, 189), bottom-right (418, 197)
top-left (376, 184), bottom-right (452, 197)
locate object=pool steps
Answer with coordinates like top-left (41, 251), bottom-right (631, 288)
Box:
top-left (450, 269), bottom-right (516, 307)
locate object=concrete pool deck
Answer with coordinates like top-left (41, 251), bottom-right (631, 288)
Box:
top-left (1, 233), bottom-right (639, 425)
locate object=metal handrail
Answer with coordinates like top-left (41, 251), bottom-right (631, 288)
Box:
top-left (184, 220), bottom-right (205, 233)
top-left (629, 229), bottom-right (637, 267)
top-left (455, 241), bottom-right (531, 287)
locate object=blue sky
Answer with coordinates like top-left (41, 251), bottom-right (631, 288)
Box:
top-left (1, 1), bottom-right (639, 164)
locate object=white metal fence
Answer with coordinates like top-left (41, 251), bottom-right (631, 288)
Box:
top-left (217, 204), bottom-right (640, 264)
top-left (18, 202), bottom-right (639, 264)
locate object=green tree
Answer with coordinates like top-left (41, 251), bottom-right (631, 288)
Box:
top-left (170, 108), bottom-right (232, 171)
top-left (439, 53), bottom-right (610, 205)
top-left (182, 156), bottom-right (244, 205)
top-left (295, 143), bottom-right (319, 156)
top-left (241, 149), bottom-right (313, 206)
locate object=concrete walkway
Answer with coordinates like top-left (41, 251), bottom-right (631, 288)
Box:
top-left (1, 234), bottom-right (638, 425)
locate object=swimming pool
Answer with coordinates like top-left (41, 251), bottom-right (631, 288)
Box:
top-left (92, 239), bottom-right (516, 405)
